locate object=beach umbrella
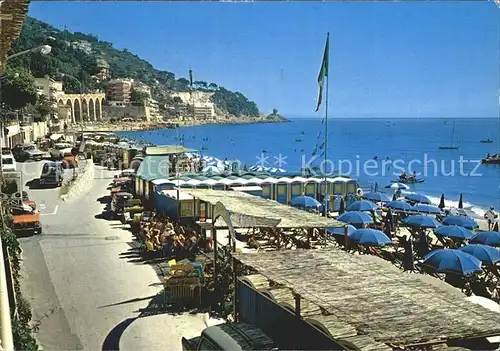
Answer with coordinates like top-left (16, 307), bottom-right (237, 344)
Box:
top-left (328, 225), bottom-right (356, 236)
top-left (268, 167), bottom-right (286, 173)
top-left (412, 204), bottom-right (443, 215)
top-left (202, 165), bottom-right (222, 174)
top-left (435, 225), bottom-right (474, 240)
top-left (442, 216), bottom-right (478, 230)
top-left (458, 244), bottom-right (500, 265)
top-left (386, 182), bottom-right (410, 190)
top-left (349, 228), bottom-right (392, 247)
top-left (404, 193), bottom-right (431, 204)
top-left (438, 194), bottom-right (445, 209)
top-left (290, 195), bottom-right (321, 209)
top-left (402, 215), bottom-right (441, 229)
top-left (338, 198), bottom-right (345, 215)
top-left (458, 193), bottom-right (464, 209)
top-left (470, 231), bottom-right (500, 247)
top-left (423, 249), bottom-right (482, 276)
top-left (363, 192), bottom-right (390, 203)
top-left (338, 211), bottom-right (374, 225)
top-left (386, 200), bottom-right (412, 211)
top-left (347, 200), bottom-right (379, 212)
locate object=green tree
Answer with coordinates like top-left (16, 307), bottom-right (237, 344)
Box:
top-left (61, 75), bottom-right (81, 94)
top-left (208, 83), bottom-right (218, 90)
top-left (177, 78), bottom-right (189, 86)
top-left (172, 96), bottom-right (183, 104)
top-left (34, 95), bottom-right (56, 121)
top-left (0, 67), bottom-right (37, 111)
top-left (130, 88), bottom-right (149, 102)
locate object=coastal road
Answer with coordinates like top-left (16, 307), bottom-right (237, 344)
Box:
top-left (17, 162), bottom-right (207, 350)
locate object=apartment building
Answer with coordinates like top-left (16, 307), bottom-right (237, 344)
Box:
top-left (106, 78), bottom-right (133, 104)
top-left (96, 58), bottom-right (110, 81)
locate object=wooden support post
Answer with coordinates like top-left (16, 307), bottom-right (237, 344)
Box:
top-left (232, 257), bottom-right (238, 323)
top-left (213, 226), bottom-right (218, 291)
top-left (344, 225), bottom-right (349, 249)
top-left (294, 292), bottom-right (301, 317)
top-left (307, 228), bottom-right (312, 248)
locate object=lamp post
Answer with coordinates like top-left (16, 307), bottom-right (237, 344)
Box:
top-left (0, 44), bottom-right (51, 351)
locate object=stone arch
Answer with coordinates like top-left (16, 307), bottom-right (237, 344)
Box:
top-left (74, 99), bottom-right (81, 122)
top-left (65, 99), bottom-right (74, 123)
top-left (82, 98), bottom-right (88, 121)
top-left (89, 98), bottom-right (95, 121)
top-left (95, 98), bottom-right (102, 120)
top-left (58, 99), bottom-right (64, 106)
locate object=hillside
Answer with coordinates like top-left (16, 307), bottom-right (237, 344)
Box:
top-left (9, 17), bottom-right (260, 117)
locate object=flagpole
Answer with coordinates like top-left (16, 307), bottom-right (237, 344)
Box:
top-left (323, 32), bottom-right (330, 217)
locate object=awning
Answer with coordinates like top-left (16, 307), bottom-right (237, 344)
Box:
top-left (136, 155), bottom-right (170, 181)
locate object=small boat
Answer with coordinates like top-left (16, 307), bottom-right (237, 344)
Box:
top-left (480, 139), bottom-right (493, 143)
top-left (392, 178), bottom-right (425, 184)
top-left (295, 138), bottom-right (303, 142)
top-left (439, 120), bottom-right (459, 150)
top-left (439, 146), bottom-right (459, 150)
top-left (481, 154), bottom-right (500, 164)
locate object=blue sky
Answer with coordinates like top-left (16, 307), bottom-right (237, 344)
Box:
top-left (28, 1), bottom-right (499, 118)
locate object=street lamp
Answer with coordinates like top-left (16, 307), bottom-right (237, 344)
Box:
top-left (1, 44), bottom-right (52, 186)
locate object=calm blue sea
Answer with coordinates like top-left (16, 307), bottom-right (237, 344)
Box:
top-left (118, 118), bottom-right (500, 216)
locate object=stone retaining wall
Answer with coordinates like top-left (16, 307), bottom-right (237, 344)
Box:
top-left (60, 158), bottom-right (95, 201)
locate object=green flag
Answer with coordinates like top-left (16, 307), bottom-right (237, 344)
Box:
top-left (315, 33), bottom-right (329, 112)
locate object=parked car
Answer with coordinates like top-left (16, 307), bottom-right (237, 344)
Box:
top-left (93, 150), bottom-right (106, 164)
top-left (12, 143), bottom-right (46, 162)
top-left (9, 201), bottom-right (42, 235)
top-left (40, 162), bottom-right (64, 187)
top-left (49, 142), bottom-right (73, 160)
top-left (182, 324), bottom-right (278, 351)
top-left (1, 154), bottom-right (17, 172)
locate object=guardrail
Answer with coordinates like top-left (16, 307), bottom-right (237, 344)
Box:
top-left (0, 231), bottom-right (14, 351)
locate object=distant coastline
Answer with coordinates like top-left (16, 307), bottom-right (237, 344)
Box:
top-left (69, 114), bottom-right (289, 133)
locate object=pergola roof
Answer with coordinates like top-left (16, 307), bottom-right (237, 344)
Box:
top-left (184, 189), bottom-right (345, 228)
top-left (234, 249), bottom-right (500, 349)
top-left (0, 0), bottom-right (30, 63)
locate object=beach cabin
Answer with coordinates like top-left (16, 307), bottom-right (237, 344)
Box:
top-left (154, 189), bottom-right (195, 223)
top-left (134, 145), bottom-right (194, 207)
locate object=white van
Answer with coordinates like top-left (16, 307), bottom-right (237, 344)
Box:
top-left (1, 154), bottom-right (17, 172)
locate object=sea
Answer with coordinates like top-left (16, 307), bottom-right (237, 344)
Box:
top-left (117, 117), bottom-right (500, 218)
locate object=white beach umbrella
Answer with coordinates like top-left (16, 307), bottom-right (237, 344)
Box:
top-left (202, 165), bottom-right (222, 174)
top-left (387, 182), bottom-right (410, 190)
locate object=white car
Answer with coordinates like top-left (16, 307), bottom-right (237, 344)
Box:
top-left (1, 154), bottom-right (17, 172)
top-left (50, 143), bottom-right (73, 160)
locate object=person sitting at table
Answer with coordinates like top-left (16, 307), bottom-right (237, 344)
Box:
top-left (185, 230), bottom-right (199, 254)
top-left (145, 233), bottom-right (155, 252)
top-left (162, 235), bottom-right (174, 258)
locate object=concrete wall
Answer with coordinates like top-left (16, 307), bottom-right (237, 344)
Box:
top-left (103, 105), bottom-right (149, 121)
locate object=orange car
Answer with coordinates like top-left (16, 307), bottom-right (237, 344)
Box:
top-left (10, 201), bottom-right (41, 235)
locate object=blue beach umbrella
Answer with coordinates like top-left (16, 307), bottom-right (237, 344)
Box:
top-left (412, 204), bottom-right (443, 215)
top-left (349, 228), bottom-right (392, 247)
top-left (423, 249), bottom-right (482, 276)
top-left (386, 200), bottom-right (412, 211)
top-left (458, 244), bottom-right (500, 265)
top-left (290, 195), bottom-right (321, 209)
top-left (386, 182), bottom-right (410, 190)
top-left (435, 226), bottom-right (474, 240)
top-left (470, 231), bottom-right (500, 247)
top-left (404, 193), bottom-right (431, 204)
top-left (402, 215), bottom-right (441, 229)
top-left (347, 200), bottom-right (379, 212)
top-left (328, 225), bottom-right (356, 236)
top-left (442, 216), bottom-right (478, 230)
top-left (338, 211), bottom-right (374, 225)
top-left (363, 192), bottom-right (390, 203)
